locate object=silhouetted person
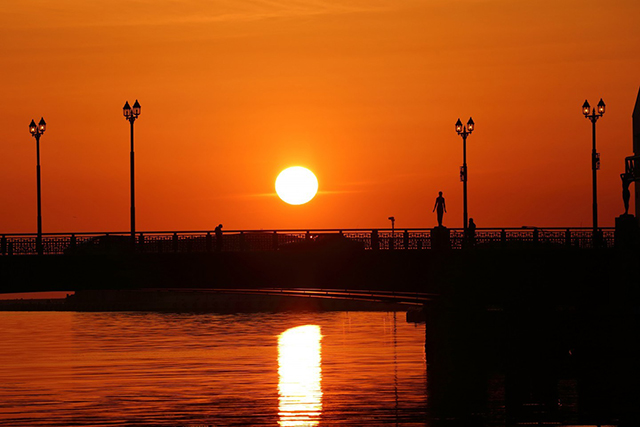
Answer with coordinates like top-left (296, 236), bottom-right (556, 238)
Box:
top-left (215, 224), bottom-right (223, 252)
top-left (468, 218), bottom-right (477, 246)
top-left (433, 191), bottom-right (446, 227)
top-left (621, 173), bottom-right (632, 215)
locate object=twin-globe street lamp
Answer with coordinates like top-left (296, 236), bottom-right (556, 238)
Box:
top-left (28, 117), bottom-right (47, 255)
top-left (582, 98), bottom-right (605, 243)
top-left (123, 100), bottom-right (141, 242)
top-left (455, 117), bottom-right (475, 238)
top-left (453, 101), bottom-right (604, 244)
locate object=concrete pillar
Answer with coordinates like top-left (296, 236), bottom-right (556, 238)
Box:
top-left (431, 227), bottom-right (451, 250)
top-left (424, 299), bottom-right (488, 422)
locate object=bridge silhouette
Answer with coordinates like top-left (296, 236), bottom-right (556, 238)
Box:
top-left (0, 226), bottom-right (616, 256)
top-left (0, 224), bottom-right (631, 310)
top-left (1, 226), bottom-right (638, 424)
top-left (0, 226), bottom-right (621, 295)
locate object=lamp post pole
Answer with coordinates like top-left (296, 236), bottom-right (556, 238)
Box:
top-left (455, 117), bottom-right (475, 239)
top-left (582, 99), bottom-right (605, 245)
top-left (388, 216), bottom-right (395, 249)
top-left (123, 100), bottom-right (141, 243)
top-left (29, 118), bottom-right (46, 255)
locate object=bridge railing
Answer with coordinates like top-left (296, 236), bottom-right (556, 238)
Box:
top-left (0, 227), bottom-right (616, 255)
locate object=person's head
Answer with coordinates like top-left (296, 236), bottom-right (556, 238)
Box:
top-left (469, 218), bottom-right (474, 224)
top-left (438, 191), bottom-right (443, 196)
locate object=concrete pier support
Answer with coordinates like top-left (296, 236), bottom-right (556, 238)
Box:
top-left (424, 299), bottom-right (489, 424)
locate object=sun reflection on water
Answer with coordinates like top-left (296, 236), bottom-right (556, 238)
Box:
top-left (278, 325), bottom-right (322, 427)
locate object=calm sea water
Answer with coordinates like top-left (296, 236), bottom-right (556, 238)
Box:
top-left (0, 311), bottom-right (427, 426)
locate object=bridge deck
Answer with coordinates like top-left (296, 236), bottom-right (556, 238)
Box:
top-left (0, 227), bottom-right (615, 255)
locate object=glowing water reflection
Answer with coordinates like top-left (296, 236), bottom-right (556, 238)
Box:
top-left (278, 325), bottom-right (322, 426)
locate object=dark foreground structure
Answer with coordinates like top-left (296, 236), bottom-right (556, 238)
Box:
top-left (1, 241), bottom-right (639, 425)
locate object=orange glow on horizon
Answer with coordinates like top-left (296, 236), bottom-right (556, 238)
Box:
top-left (1, 1), bottom-right (639, 232)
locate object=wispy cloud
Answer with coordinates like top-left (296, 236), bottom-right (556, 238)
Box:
top-left (318, 189), bottom-right (358, 195)
top-left (4, 0), bottom-right (389, 30)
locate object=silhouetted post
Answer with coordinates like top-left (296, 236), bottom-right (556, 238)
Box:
top-left (214, 224), bottom-right (223, 251)
top-left (388, 216), bottom-right (395, 250)
top-left (272, 231), bottom-right (278, 251)
top-left (582, 99), bottom-right (605, 245)
top-left (138, 233), bottom-right (145, 249)
top-left (70, 234), bottom-right (76, 251)
top-left (1, 236), bottom-right (6, 255)
top-left (455, 117), bottom-right (475, 238)
top-left (123, 100), bottom-right (141, 244)
top-left (29, 118), bottom-right (46, 255)
top-left (172, 232), bottom-right (178, 252)
top-left (403, 229), bottom-right (409, 249)
top-left (565, 228), bottom-right (571, 246)
top-left (371, 230), bottom-right (379, 250)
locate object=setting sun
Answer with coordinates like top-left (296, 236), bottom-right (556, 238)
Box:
top-left (275, 167), bottom-right (319, 205)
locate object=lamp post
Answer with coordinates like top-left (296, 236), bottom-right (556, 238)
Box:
top-left (455, 117), bottom-right (475, 238)
top-left (582, 98), bottom-right (605, 244)
top-left (29, 117), bottom-right (46, 255)
top-left (123, 100), bottom-right (141, 243)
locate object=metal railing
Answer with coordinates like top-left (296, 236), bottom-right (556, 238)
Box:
top-left (0, 227), bottom-right (616, 255)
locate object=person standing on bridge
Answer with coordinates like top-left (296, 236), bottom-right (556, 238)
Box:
top-left (433, 191), bottom-right (446, 227)
top-left (215, 224), bottom-right (223, 252)
top-left (468, 218), bottom-right (477, 246)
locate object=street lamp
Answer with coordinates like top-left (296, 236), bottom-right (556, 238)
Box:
top-left (29, 117), bottom-right (46, 255)
top-left (582, 98), bottom-right (605, 244)
top-left (455, 117), bottom-right (474, 238)
top-left (123, 100), bottom-right (141, 243)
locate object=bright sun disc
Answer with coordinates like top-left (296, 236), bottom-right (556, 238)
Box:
top-left (276, 167), bottom-right (318, 205)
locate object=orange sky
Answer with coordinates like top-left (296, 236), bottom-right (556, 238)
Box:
top-left (1, 0), bottom-right (639, 233)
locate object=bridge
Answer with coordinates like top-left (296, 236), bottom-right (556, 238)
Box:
top-left (0, 225), bottom-right (628, 297)
top-left (0, 226), bottom-right (624, 294)
top-left (1, 226), bottom-right (638, 424)
top-left (0, 226), bottom-right (617, 256)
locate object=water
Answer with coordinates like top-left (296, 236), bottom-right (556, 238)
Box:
top-left (0, 311), bottom-right (427, 426)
